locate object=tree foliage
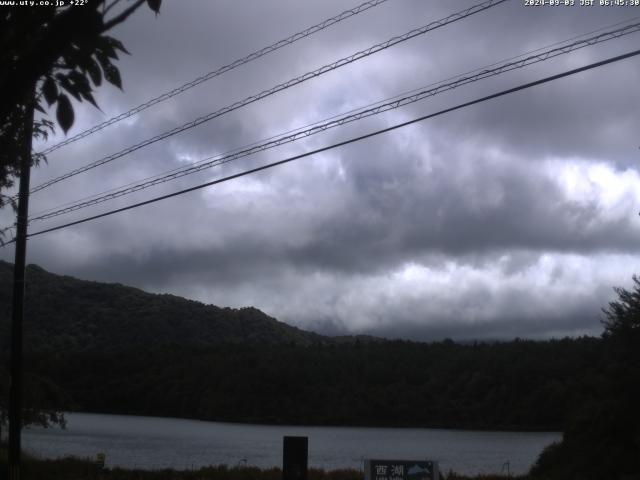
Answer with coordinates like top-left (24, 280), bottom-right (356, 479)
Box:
top-left (532, 276), bottom-right (640, 479)
top-left (0, 365), bottom-right (72, 438)
top-left (0, 0), bottom-right (161, 213)
top-left (0, 0), bottom-right (161, 428)
top-left (602, 274), bottom-right (640, 340)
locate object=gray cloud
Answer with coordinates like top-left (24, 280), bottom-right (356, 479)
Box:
top-left (3, 0), bottom-right (640, 341)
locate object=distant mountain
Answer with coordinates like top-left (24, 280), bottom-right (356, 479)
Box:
top-left (0, 261), bottom-right (327, 352)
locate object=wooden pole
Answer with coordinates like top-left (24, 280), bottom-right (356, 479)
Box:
top-left (8, 98), bottom-right (34, 480)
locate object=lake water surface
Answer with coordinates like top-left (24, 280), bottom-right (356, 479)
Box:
top-left (24, 413), bottom-right (560, 476)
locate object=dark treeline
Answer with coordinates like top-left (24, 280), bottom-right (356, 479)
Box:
top-left (28, 337), bottom-right (603, 431)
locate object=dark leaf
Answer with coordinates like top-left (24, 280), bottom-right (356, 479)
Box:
top-left (86, 57), bottom-right (102, 86)
top-left (96, 36), bottom-right (118, 59)
top-left (68, 70), bottom-right (92, 95)
top-left (76, 49), bottom-right (98, 75)
top-left (80, 90), bottom-right (99, 109)
top-left (62, 48), bottom-right (81, 70)
top-left (105, 36), bottom-right (130, 55)
top-left (42, 77), bottom-right (58, 106)
top-left (34, 100), bottom-right (45, 114)
top-left (95, 51), bottom-right (111, 72)
top-left (56, 94), bottom-right (74, 134)
top-left (103, 63), bottom-right (122, 90)
top-left (56, 74), bottom-right (82, 102)
top-left (101, 45), bottom-right (119, 60)
top-left (147, 0), bottom-right (161, 14)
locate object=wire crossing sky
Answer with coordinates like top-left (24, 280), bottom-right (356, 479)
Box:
top-left (37, 0), bottom-right (392, 156)
top-left (22, 48), bottom-right (640, 240)
top-left (27, 13), bottom-right (640, 219)
top-left (26, 20), bottom-right (640, 223)
top-left (29, 0), bottom-right (508, 195)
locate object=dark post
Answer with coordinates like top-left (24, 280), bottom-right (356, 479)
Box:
top-left (8, 99), bottom-right (34, 480)
top-left (283, 436), bottom-right (308, 480)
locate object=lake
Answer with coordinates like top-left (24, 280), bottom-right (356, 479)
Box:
top-left (23, 413), bottom-right (561, 476)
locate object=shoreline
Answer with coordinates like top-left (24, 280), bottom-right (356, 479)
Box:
top-left (59, 410), bottom-right (564, 435)
top-left (22, 413), bottom-right (558, 476)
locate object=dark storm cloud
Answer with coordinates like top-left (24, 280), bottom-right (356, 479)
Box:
top-left (4, 0), bottom-right (640, 340)
top-left (427, 59), bottom-right (640, 165)
top-left (24, 128), bottom-right (639, 326)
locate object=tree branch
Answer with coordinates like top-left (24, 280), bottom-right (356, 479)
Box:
top-left (101, 0), bottom-right (146, 32)
top-left (103, 0), bottom-right (124, 16)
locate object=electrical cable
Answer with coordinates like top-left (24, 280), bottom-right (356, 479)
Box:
top-left (28, 0), bottom-right (508, 195)
top-left (32, 14), bottom-right (640, 218)
top-left (14, 47), bottom-right (640, 242)
top-left (38, 0), bottom-right (392, 155)
top-left (27, 20), bottom-right (640, 223)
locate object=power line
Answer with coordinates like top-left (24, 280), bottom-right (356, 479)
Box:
top-left (45, 5), bottom-right (632, 222)
top-left (27, 20), bottom-right (640, 223)
top-left (28, 0), bottom-right (508, 195)
top-left (38, 0), bottom-right (392, 156)
top-left (30, 19), bottom-right (640, 219)
top-left (31, 14), bottom-right (640, 219)
top-left (18, 47), bottom-right (640, 242)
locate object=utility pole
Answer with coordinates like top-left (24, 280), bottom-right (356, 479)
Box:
top-left (8, 97), bottom-right (35, 480)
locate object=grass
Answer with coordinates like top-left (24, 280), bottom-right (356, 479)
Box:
top-left (0, 446), bottom-right (528, 480)
top-left (18, 460), bottom-right (530, 480)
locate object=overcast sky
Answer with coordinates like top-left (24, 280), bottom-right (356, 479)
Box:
top-left (2, 0), bottom-right (640, 341)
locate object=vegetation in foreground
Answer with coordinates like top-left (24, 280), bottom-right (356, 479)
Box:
top-left (530, 276), bottom-right (640, 480)
top-left (5, 453), bottom-right (526, 480)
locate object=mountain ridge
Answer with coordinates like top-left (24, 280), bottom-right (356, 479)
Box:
top-left (0, 260), bottom-right (331, 352)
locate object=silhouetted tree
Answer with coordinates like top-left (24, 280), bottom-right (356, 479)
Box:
top-left (0, 0), bottom-right (162, 429)
top-left (0, 0), bottom-right (161, 215)
top-left (532, 276), bottom-right (640, 479)
top-left (0, 365), bottom-right (72, 439)
top-left (603, 275), bottom-right (640, 339)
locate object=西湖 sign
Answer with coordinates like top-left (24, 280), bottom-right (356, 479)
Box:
top-left (364, 459), bottom-right (439, 480)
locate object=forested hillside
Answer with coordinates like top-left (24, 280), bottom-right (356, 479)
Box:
top-left (0, 261), bottom-right (609, 432)
top-left (0, 261), bottom-right (325, 352)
